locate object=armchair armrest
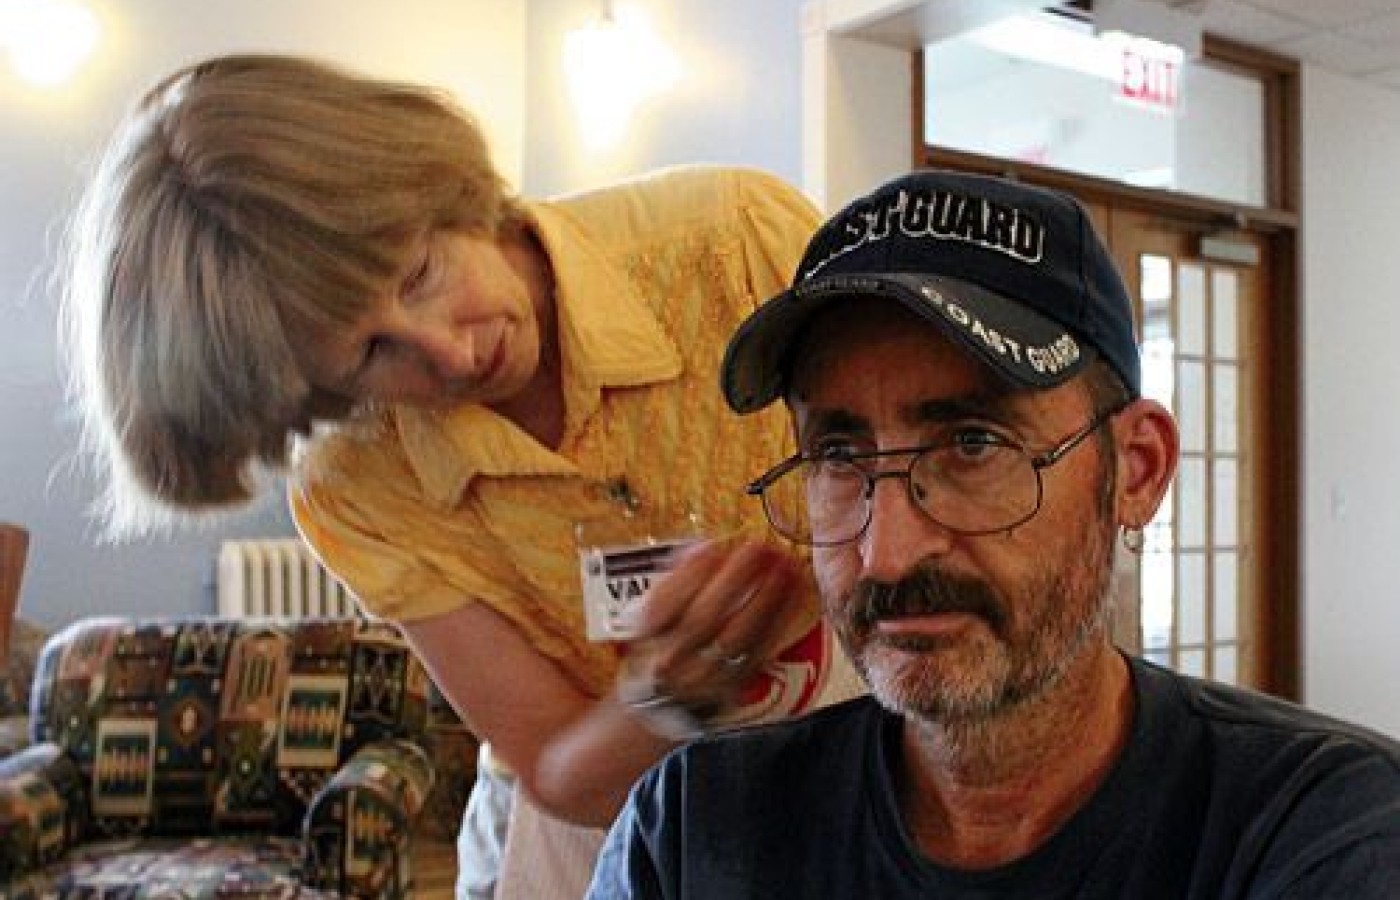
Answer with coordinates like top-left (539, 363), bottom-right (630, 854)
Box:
top-left (0, 742), bottom-right (89, 881)
top-left (302, 739), bottom-right (436, 900)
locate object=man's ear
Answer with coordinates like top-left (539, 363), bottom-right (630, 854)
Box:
top-left (1112, 398), bottom-right (1179, 529)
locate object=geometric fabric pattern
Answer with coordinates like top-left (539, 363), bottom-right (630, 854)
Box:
top-left (3, 836), bottom-right (343, 900)
top-left (0, 619), bottom-right (48, 756)
top-left (0, 617), bottom-right (449, 899)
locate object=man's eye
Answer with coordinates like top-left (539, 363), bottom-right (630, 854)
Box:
top-left (953, 426), bottom-right (1011, 446)
top-left (947, 428), bottom-right (1014, 461)
top-left (807, 438), bottom-right (867, 462)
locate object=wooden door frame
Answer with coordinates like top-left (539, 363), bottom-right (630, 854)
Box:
top-left (911, 35), bottom-right (1301, 699)
top-left (1108, 207), bottom-right (1274, 690)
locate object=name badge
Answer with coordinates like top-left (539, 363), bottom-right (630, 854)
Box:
top-left (579, 537), bottom-right (698, 642)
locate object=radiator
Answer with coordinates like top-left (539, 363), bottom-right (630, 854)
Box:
top-left (216, 539), bottom-right (360, 619)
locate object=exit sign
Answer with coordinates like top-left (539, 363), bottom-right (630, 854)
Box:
top-left (1119, 44), bottom-right (1181, 111)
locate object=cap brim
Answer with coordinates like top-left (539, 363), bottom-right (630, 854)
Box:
top-left (721, 273), bottom-right (1093, 414)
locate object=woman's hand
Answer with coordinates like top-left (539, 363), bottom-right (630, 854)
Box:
top-left (618, 538), bottom-right (804, 726)
top-left (405, 538), bottom-right (807, 827)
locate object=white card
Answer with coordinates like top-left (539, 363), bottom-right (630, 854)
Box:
top-left (579, 537), bottom-right (698, 642)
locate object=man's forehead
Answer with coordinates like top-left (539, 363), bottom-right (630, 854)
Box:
top-left (791, 385), bottom-right (1022, 430)
top-left (787, 304), bottom-right (1003, 399)
top-left (787, 300), bottom-right (973, 380)
top-left (786, 351), bottom-right (1090, 443)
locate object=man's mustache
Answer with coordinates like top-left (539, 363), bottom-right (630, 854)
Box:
top-left (849, 566), bottom-right (1008, 637)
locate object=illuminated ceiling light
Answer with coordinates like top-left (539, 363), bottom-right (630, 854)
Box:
top-left (564, 3), bottom-right (680, 152)
top-left (0, 0), bottom-right (100, 88)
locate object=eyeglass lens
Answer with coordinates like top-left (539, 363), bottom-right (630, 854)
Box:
top-left (761, 443), bottom-right (1044, 545)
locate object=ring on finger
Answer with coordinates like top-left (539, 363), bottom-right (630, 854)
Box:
top-left (700, 642), bottom-right (748, 669)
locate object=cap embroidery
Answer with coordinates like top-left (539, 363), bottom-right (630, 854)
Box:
top-left (922, 286), bottom-right (1024, 364)
top-left (1027, 334), bottom-right (1082, 377)
top-left (922, 286), bottom-right (1081, 378)
top-left (803, 186), bottom-right (1045, 280)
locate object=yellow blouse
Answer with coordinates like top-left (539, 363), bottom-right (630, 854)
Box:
top-left (291, 165), bottom-right (821, 698)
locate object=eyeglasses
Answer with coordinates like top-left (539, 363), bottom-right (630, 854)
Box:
top-left (746, 408), bottom-right (1122, 547)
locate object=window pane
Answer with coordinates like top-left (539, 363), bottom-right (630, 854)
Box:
top-left (922, 11), bottom-right (1266, 205)
top-left (1141, 254), bottom-right (1173, 310)
top-left (1178, 551), bottom-right (1206, 645)
top-left (1142, 332), bottom-right (1175, 410)
top-left (1178, 361), bottom-right (1206, 453)
top-left (1178, 648), bottom-right (1206, 677)
top-left (1213, 363), bottom-right (1238, 454)
top-left (1140, 253), bottom-right (1175, 409)
top-left (1212, 270), bottom-right (1239, 361)
top-left (1141, 548), bottom-right (1174, 650)
top-left (1213, 644), bottom-right (1238, 684)
top-left (1177, 457), bottom-right (1206, 548)
top-left (1214, 551), bottom-right (1238, 642)
top-left (1215, 459), bottom-right (1238, 547)
top-left (1148, 478), bottom-right (1175, 551)
top-left (1178, 264), bottom-right (1207, 356)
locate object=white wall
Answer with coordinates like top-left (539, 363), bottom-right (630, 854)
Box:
top-left (802, 14), bottom-right (913, 211)
top-left (1300, 65), bottom-right (1400, 739)
top-left (523, 0), bottom-right (808, 197)
top-left (0, 0), bottom-right (526, 628)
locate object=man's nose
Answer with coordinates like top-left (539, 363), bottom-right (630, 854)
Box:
top-left (857, 474), bottom-right (953, 583)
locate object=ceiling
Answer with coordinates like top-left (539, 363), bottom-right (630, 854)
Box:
top-left (1138, 0), bottom-right (1400, 90)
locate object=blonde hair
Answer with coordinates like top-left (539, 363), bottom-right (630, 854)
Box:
top-left (62, 54), bottom-right (522, 537)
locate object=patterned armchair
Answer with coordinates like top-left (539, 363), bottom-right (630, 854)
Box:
top-left (0, 619), bottom-right (47, 757)
top-left (0, 617), bottom-right (438, 900)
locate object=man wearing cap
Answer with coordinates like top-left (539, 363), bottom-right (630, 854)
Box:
top-left (586, 170), bottom-right (1400, 898)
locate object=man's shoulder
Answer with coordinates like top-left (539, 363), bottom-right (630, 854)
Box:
top-left (666, 695), bottom-right (882, 779)
top-left (625, 695), bottom-right (886, 842)
top-left (1133, 656), bottom-right (1400, 848)
top-left (712, 693), bottom-right (878, 745)
top-left (1137, 656), bottom-right (1400, 763)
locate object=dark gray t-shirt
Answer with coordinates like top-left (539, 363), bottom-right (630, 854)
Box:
top-left (589, 657), bottom-right (1400, 899)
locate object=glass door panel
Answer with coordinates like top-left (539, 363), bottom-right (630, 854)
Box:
top-left (1108, 208), bottom-right (1268, 690)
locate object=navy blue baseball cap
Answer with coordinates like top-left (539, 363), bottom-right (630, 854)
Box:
top-left (721, 169), bottom-right (1140, 414)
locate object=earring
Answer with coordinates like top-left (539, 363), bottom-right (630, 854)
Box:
top-left (1121, 525), bottom-right (1145, 554)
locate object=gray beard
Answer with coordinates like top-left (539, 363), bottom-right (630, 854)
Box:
top-left (835, 515), bottom-right (1117, 727)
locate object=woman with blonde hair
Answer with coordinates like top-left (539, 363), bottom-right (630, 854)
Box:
top-left (65, 54), bottom-right (858, 899)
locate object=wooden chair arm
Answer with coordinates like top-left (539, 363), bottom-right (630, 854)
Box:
top-left (0, 523), bottom-right (30, 668)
